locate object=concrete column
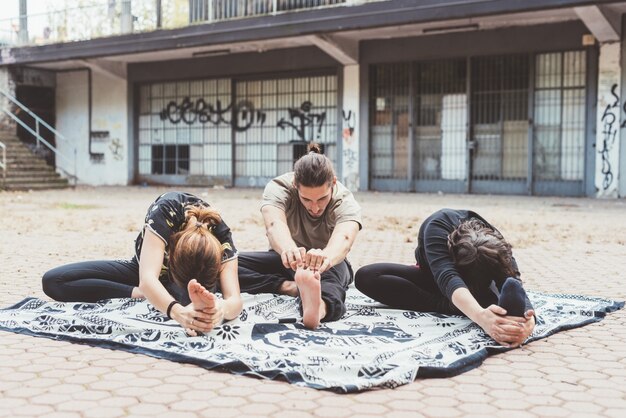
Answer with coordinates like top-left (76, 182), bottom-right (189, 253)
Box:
top-left (120, 0), bottom-right (133, 34)
top-left (341, 64), bottom-right (359, 191)
top-left (0, 67), bottom-right (17, 129)
top-left (620, 20), bottom-right (626, 198)
top-left (595, 42), bottom-right (621, 197)
top-left (18, 0), bottom-right (28, 45)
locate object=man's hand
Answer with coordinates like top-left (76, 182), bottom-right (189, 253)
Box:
top-left (280, 247), bottom-right (306, 270)
top-left (305, 248), bottom-right (331, 273)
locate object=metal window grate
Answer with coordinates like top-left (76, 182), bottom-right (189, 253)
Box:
top-left (534, 51), bottom-right (586, 181)
top-left (471, 54), bottom-right (530, 181)
top-left (235, 75), bottom-right (337, 187)
top-left (138, 73), bottom-right (337, 186)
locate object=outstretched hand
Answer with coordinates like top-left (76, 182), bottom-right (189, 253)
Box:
top-left (479, 305), bottom-right (535, 347)
top-left (305, 248), bottom-right (331, 273)
top-left (170, 302), bottom-right (216, 335)
top-left (281, 247), bottom-right (307, 270)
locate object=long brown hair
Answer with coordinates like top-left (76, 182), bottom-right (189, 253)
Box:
top-left (447, 218), bottom-right (516, 279)
top-left (168, 205), bottom-right (223, 290)
top-left (293, 142), bottom-right (335, 187)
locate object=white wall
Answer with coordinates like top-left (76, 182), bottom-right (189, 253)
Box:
top-left (595, 42), bottom-right (621, 197)
top-left (56, 70), bottom-right (128, 185)
top-left (341, 65), bottom-right (359, 191)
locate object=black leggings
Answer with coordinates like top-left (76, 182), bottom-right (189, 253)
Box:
top-left (238, 250), bottom-right (353, 322)
top-left (42, 257), bottom-right (189, 304)
top-left (354, 263), bottom-right (460, 315)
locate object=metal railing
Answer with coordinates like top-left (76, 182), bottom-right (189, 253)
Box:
top-left (0, 89), bottom-right (77, 186)
top-left (0, 0), bottom-right (376, 47)
top-left (0, 141), bottom-right (5, 182)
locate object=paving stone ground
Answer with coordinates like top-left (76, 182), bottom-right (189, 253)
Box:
top-left (1, 186), bottom-right (625, 418)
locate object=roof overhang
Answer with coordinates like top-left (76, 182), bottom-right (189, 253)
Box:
top-left (2, 0), bottom-right (625, 71)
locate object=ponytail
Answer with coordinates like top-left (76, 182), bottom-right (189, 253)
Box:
top-left (168, 205), bottom-right (224, 290)
top-left (293, 142), bottom-right (335, 188)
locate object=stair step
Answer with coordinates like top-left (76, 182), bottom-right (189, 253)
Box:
top-left (6, 171), bottom-right (60, 179)
top-left (2, 181), bottom-right (70, 191)
top-left (7, 161), bottom-right (55, 172)
top-left (0, 131), bottom-right (71, 190)
top-left (2, 175), bottom-right (67, 184)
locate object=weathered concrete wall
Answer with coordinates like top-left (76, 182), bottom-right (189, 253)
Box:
top-left (56, 70), bottom-right (128, 185)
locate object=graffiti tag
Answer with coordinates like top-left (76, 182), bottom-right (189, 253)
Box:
top-left (159, 97), bottom-right (266, 132)
top-left (277, 101), bottom-right (326, 141)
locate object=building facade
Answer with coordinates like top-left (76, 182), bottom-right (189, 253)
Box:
top-left (1, 0), bottom-right (626, 197)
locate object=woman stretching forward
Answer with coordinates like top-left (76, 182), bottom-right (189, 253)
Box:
top-left (42, 191), bottom-right (243, 334)
top-left (355, 208), bottom-right (534, 347)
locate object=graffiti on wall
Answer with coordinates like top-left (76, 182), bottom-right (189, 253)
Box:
top-left (159, 97), bottom-right (267, 132)
top-left (342, 110), bottom-right (357, 170)
top-left (109, 138), bottom-right (124, 161)
top-left (277, 101), bottom-right (326, 141)
top-left (599, 83), bottom-right (619, 191)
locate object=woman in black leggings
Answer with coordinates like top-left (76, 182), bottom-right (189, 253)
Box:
top-left (42, 191), bottom-right (242, 334)
top-left (355, 208), bottom-right (535, 347)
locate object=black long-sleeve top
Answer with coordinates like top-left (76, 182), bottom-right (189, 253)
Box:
top-left (415, 208), bottom-right (532, 311)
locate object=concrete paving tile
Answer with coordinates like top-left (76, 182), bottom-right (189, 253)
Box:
top-left (529, 406), bottom-right (571, 417)
top-left (30, 393), bottom-right (73, 406)
top-left (170, 399), bottom-right (215, 412)
top-left (35, 413), bottom-right (81, 418)
top-left (385, 412), bottom-right (427, 418)
top-left (458, 403), bottom-right (499, 415)
top-left (593, 396), bottom-right (626, 409)
top-left (605, 408), bottom-right (626, 418)
top-left (278, 399), bottom-right (318, 411)
top-left (111, 386), bottom-right (153, 397)
top-left (387, 400), bottom-right (427, 411)
top-left (98, 396), bottom-right (140, 408)
top-left (152, 382), bottom-right (188, 395)
top-left (240, 403), bottom-right (280, 415)
top-left (273, 411), bottom-right (313, 418)
top-left (3, 386), bottom-right (47, 398)
top-left (57, 400), bottom-right (101, 412)
top-left (314, 406), bottom-right (353, 417)
top-left (420, 406), bottom-right (462, 417)
top-left (0, 398), bottom-right (27, 408)
top-left (494, 411), bottom-right (535, 418)
top-left (72, 390), bottom-right (110, 401)
top-left (304, 393), bottom-right (349, 406)
top-left (456, 392), bottom-right (494, 404)
top-left (2, 371), bottom-right (37, 381)
top-left (561, 401), bottom-right (604, 414)
top-left (348, 403), bottom-right (390, 415)
top-left (491, 399), bottom-right (532, 410)
top-left (157, 412), bottom-right (197, 418)
top-left (126, 403), bottom-right (170, 415)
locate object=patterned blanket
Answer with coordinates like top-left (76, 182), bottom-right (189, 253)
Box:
top-left (0, 288), bottom-right (622, 392)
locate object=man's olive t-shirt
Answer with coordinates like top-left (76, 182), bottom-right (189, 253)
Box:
top-left (261, 172), bottom-right (362, 250)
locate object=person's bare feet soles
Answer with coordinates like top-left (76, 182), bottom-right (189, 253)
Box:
top-left (294, 268), bottom-right (324, 329)
top-left (187, 279), bottom-right (217, 311)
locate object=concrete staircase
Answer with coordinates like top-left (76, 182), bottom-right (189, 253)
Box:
top-left (0, 129), bottom-right (70, 191)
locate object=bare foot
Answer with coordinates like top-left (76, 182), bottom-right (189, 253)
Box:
top-left (278, 280), bottom-right (299, 297)
top-left (294, 268), bottom-right (325, 329)
top-left (187, 279), bottom-right (217, 311)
